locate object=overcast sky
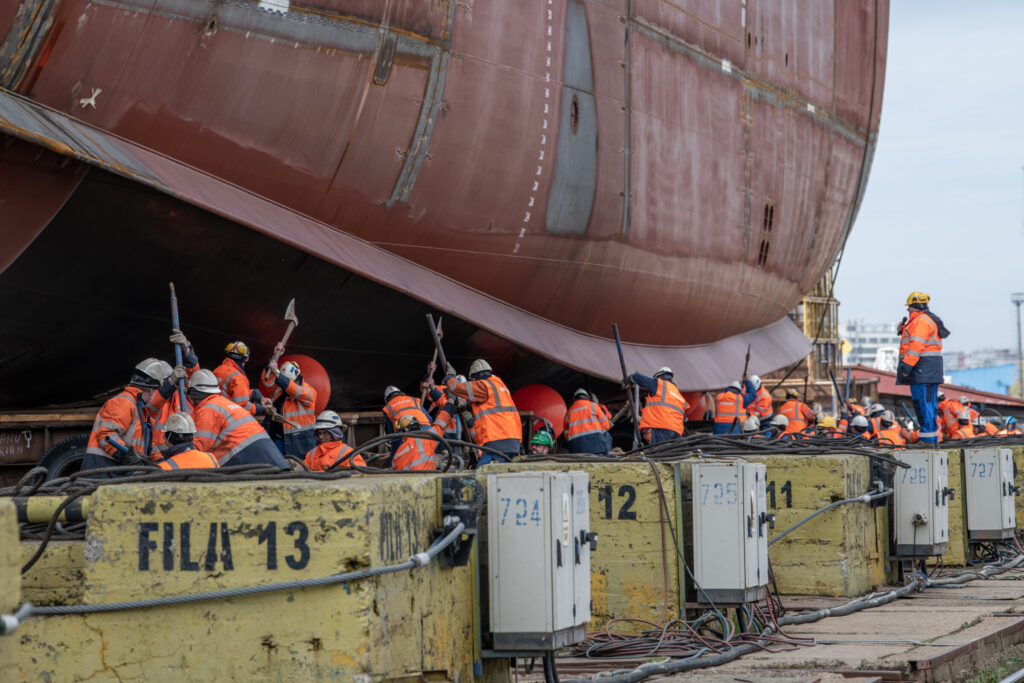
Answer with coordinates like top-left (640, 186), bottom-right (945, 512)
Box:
top-left (835, 0), bottom-right (1024, 353)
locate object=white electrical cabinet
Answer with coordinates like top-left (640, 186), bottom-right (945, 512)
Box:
top-left (487, 471), bottom-right (593, 651)
top-left (894, 451), bottom-right (950, 556)
top-left (692, 462), bottom-right (769, 604)
top-left (964, 448), bottom-right (1017, 541)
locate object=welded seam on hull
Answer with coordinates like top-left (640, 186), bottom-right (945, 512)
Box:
top-left (620, 0), bottom-right (632, 238)
top-left (627, 16), bottom-right (869, 147)
top-left (385, 0), bottom-right (456, 208)
top-left (87, 0), bottom-right (438, 59)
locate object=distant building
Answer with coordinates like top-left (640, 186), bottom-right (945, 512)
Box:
top-left (943, 348), bottom-right (1016, 372)
top-left (841, 321), bottom-right (899, 370)
top-left (948, 363), bottom-right (1017, 396)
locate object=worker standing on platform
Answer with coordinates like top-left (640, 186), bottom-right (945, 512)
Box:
top-left (445, 359), bottom-right (522, 464)
top-left (421, 361), bottom-right (463, 448)
top-left (778, 388), bottom-right (814, 434)
top-left (744, 375), bottom-right (773, 429)
top-left (896, 292), bottom-right (950, 444)
top-left (564, 388), bottom-right (612, 456)
top-left (304, 411), bottom-right (365, 471)
top-left (260, 349), bottom-right (317, 456)
top-left (189, 369), bottom-right (289, 469)
top-left (383, 384), bottom-right (433, 459)
top-left (154, 413), bottom-right (219, 470)
top-left (214, 341), bottom-right (265, 416)
top-left (629, 367), bottom-right (689, 444)
top-left (83, 358), bottom-right (170, 477)
top-left (713, 381), bottom-right (745, 434)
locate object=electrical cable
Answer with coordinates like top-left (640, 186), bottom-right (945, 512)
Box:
top-left (768, 487), bottom-right (892, 546)
top-left (17, 521), bottom-right (465, 616)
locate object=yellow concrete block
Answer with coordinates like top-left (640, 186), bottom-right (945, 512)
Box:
top-left (929, 449), bottom-right (968, 566)
top-left (1011, 446), bottom-right (1024, 530)
top-left (0, 499), bottom-right (19, 680)
top-left (486, 462), bottom-right (682, 631)
top-left (20, 541), bottom-right (85, 606)
top-left (17, 477), bottom-right (507, 682)
top-left (748, 453), bottom-right (887, 597)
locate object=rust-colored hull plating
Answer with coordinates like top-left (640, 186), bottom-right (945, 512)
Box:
top-left (0, 0), bottom-right (887, 405)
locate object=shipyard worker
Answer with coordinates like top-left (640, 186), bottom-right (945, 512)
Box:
top-left (873, 410), bottom-right (906, 447)
top-left (392, 397), bottom-right (457, 471)
top-left (950, 412), bottom-right (974, 440)
top-left (896, 291), bottom-right (950, 444)
top-left (713, 381), bottom-right (745, 434)
top-left (769, 414), bottom-right (791, 439)
top-left (847, 398), bottom-right (866, 416)
top-left (154, 413), bottom-right (219, 470)
top-left (188, 370), bottom-right (289, 469)
top-left (848, 414), bottom-right (871, 437)
top-left (260, 353), bottom-right (317, 456)
top-left (865, 402), bottom-right (885, 437)
top-left (778, 388), bottom-right (814, 434)
top-left (938, 394), bottom-right (965, 440)
top-left (421, 361), bottom-right (463, 446)
top-left (82, 358), bottom-right (171, 478)
top-left (214, 341), bottom-right (265, 417)
top-left (564, 388), bottom-right (612, 456)
top-left (962, 396), bottom-right (980, 423)
top-left (150, 329), bottom-right (202, 455)
top-left (740, 415), bottom-right (762, 437)
top-left (743, 375), bottom-right (773, 429)
top-left (998, 416), bottom-right (1021, 436)
top-left (445, 359), bottom-right (522, 464)
top-left (528, 429), bottom-right (556, 455)
top-left (975, 416), bottom-right (997, 436)
top-left (304, 411), bottom-right (365, 471)
top-left (815, 414), bottom-right (842, 438)
top-left (383, 384), bottom-right (433, 457)
top-left (629, 366), bottom-right (689, 444)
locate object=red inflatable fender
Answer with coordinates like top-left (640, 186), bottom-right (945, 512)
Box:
top-left (511, 384), bottom-right (568, 438)
top-left (683, 392), bottom-right (706, 421)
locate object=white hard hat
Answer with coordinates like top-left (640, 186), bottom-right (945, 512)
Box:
top-left (749, 375), bottom-right (762, 390)
top-left (741, 415), bottom-right (760, 433)
top-left (867, 403), bottom-right (885, 417)
top-left (384, 385), bottom-right (402, 402)
top-left (880, 410), bottom-right (895, 425)
top-left (132, 358), bottom-right (170, 388)
top-left (573, 388), bottom-right (589, 401)
top-left (314, 410), bottom-right (345, 431)
top-left (469, 359), bottom-right (492, 376)
top-left (770, 414), bottom-right (788, 427)
top-left (188, 369), bottom-right (221, 395)
top-left (164, 412), bottom-right (196, 435)
top-left (654, 366), bottom-right (673, 379)
top-left (959, 396), bottom-right (969, 404)
top-left (728, 381), bottom-right (742, 391)
top-left (851, 415), bottom-right (869, 428)
top-left (280, 361), bottom-right (301, 381)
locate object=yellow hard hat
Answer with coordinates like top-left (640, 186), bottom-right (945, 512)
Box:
top-left (906, 291), bottom-right (930, 306)
top-left (395, 415), bottom-right (419, 431)
top-left (818, 415), bottom-right (837, 429)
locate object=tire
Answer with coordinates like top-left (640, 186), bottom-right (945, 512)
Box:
top-left (38, 434), bottom-right (89, 480)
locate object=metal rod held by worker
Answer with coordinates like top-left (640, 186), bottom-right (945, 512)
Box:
top-left (421, 317), bottom-right (443, 403)
top-left (612, 323), bottom-right (643, 448)
top-left (426, 314), bottom-right (449, 373)
top-left (828, 370), bottom-right (845, 415)
top-left (844, 368), bottom-right (851, 402)
top-left (900, 403), bottom-right (918, 429)
top-left (168, 283), bottom-right (187, 408)
top-left (270, 299), bottom-right (299, 364)
top-left (742, 343), bottom-right (751, 379)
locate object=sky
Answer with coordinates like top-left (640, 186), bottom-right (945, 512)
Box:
top-left (834, 0), bottom-right (1024, 353)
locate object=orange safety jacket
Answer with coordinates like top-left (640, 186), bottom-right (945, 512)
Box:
top-left (157, 447), bottom-right (220, 470)
top-left (875, 426), bottom-right (906, 446)
top-left (849, 403), bottom-right (866, 416)
top-left (997, 428), bottom-right (1022, 437)
top-left (447, 375), bottom-right (521, 446)
top-left (639, 378), bottom-right (689, 435)
top-left (899, 311), bottom-right (944, 381)
top-left (214, 358), bottom-right (258, 415)
top-left (87, 386), bottom-right (152, 459)
top-left (951, 425), bottom-right (975, 440)
top-left (393, 408), bottom-right (455, 471)
top-left (778, 399), bottom-right (813, 432)
top-left (304, 441), bottom-right (366, 471)
top-left (564, 399), bottom-right (611, 440)
top-left (149, 391), bottom-right (194, 458)
top-left (261, 372), bottom-right (317, 434)
top-left (714, 390), bottom-right (745, 426)
top-left (983, 421), bottom-right (998, 435)
top-left (192, 393), bottom-right (272, 463)
top-left (383, 394), bottom-right (432, 430)
top-left (939, 400), bottom-right (965, 438)
top-left (746, 387), bottom-right (773, 420)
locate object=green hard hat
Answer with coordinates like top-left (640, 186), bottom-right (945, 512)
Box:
top-left (530, 430), bottom-right (555, 447)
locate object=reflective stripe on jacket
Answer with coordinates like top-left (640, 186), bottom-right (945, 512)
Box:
top-left (714, 389), bottom-right (744, 425)
top-left (304, 441), bottom-right (365, 471)
top-left (778, 399), bottom-right (813, 432)
top-left (393, 407), bottom-right (454, 471)
top-left (898, 311), bottom-right (947, 384)
top-left (261, 372), bottom-right (317, 433)
top-left (87, 387), bottom-right (151, 459)
top-left (149, 391), bottom-right (193, 457)
top-left (564, 399), bottom-right (611, 440)
top-left (192, 394), bottom-right (271, 463)
top-left (746, 387), bottom-right (773, 419)
top-left (214, 359), bottom-right (257, 414)
top-left (157, 447), bottom-right (220, 470)
top-left (875, 426), bottom-right (905, 446)
top-left (639, 378), bottom-right (688, 435)
top-left (383, 394), bottom-right (432, 430)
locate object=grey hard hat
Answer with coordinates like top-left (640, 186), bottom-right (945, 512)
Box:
top-left (469, 359), bottom-right (492, 376)
top-left (131, 358), bottom-right (170, 388)
top-left (867, 403), bottom-right (885, 417)
top-left (314, 410), bottom-right (345, 431)
top-left (165, 412), bottom-right (196, 435)
top-left (188, 369), bottom-right (221, 395)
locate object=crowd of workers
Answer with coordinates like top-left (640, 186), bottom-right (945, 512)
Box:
top-left (80, 291), bottom-right (1020, 476)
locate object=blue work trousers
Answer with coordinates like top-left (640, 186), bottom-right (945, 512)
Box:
top-left (909, 383), bottom-right (939, 443)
